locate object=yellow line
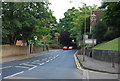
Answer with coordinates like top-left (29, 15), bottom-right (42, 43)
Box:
top-left (1, 53), bottom-right (48, 63)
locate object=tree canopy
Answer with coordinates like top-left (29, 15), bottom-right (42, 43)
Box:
top-left (93, 2), bottom-right (120, 43)
top-left (56, 6), bottom-right (97, 40)
top-left (2, 2), bottom-right (57, 44)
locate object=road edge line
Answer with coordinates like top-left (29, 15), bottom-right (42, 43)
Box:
top-left (74, 51), bottom-right (84, 70)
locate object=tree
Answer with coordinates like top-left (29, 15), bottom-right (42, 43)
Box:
top-left (93, 21), bottom-right (107, 43)
top-left (100, 2), bottom-right (120, 27)
top-left (2, 2), bottom-right (57, 45)
top-left (56, 7), bottom-right (79, 33)
top-left (57, 6), bottom-right (95, 40)
top-left (59, 32), bottom-right (72, 46)
top-left (99, 2), bottom-right (120, 39)
top-left (54, 32), bottom-right (60, 44)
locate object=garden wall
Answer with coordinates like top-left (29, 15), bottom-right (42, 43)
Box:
top-left (1, 45), bottom-right (29, 58)
top-left (0, 45), bottom-right (45, 58)
top-left (85, 48), bottom-right (120, 63)
top-left (33, 45), bottom-right (44, 53)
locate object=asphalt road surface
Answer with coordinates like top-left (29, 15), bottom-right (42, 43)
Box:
top-left (1, 50), bottom-right (118, 80)
top-left (2, 50), bottom-right (83, 79)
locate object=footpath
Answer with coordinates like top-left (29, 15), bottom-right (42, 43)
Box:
top-left (0, 50), bottom-right (55, 63)
top-left (77, 55), bottom-right (120, 74)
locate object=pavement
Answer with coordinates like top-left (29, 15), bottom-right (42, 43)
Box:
top-left (77, 55), bottom-right (119, 74)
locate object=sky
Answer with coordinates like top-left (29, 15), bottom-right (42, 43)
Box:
top-left (49, 0), bottom-right (102, 22)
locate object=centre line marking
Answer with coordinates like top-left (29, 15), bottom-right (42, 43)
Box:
top-left (15, 66), bottom-right (30, 69)
top-left (31, 62), bottom-right (41, 64)
top-left (20, 63), bottom-right (36, 67)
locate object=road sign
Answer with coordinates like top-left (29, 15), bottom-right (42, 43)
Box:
top-left (83, 35), bottom-right (88, 39)
top-left (85, 39), bottom-right (96, 45)
top-left (28, 40), bottom-right (34, 44)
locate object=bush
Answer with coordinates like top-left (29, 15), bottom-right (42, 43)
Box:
top-left (47, 39), bottom-right (58, 44)
top-left (93, 21), bottom-right (107, 44)
top-left (49, 44), bottom-right (60, 49)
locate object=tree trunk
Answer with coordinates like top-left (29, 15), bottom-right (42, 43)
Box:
top-left (9, 36), bottom-right (16, 45)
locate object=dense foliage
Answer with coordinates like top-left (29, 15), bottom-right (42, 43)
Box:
top-left (93, 2), bottom-right (120, 43)
top-left (2, 2), bottom-right (57, 45)
top-left (56, 6), bottom-right (97, 40)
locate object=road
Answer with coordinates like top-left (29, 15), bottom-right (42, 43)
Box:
top-left (1, 50), bottom-right (118, 80)
top-left (2, 50), bottom-right (83, 79)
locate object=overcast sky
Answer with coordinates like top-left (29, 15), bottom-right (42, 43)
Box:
top-left (49, 0), bottom-right (102, 22)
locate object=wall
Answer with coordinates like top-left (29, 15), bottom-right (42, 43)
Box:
top-left (0, 45), bottom-right (45, 58)
top-left (85, 48), bottom-right (120, 63)
top-left (33, 46), bottom-right (44, 53)
top-left (1, 45), bottom-right (29, 58)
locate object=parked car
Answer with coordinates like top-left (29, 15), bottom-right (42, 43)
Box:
top-left (68, 46), bottom-right (73, 50)
top-left (63, 46), bottom-right (68, 50)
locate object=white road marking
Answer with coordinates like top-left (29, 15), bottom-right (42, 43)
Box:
top-left (15, 66), bottom-right (30, 69)
top-left (46, 60), bottom-right (49, 63)
top-left (82, 70), bottom-right (89, 79)
top-left (0, 73), bottom-right (1, 76)
top-left (4, 71), bottom-right (24, 79)
top-left (0, 66), bottom-right (12, 69)
top-left (32, 60), bottom-right (43, 63)
top-left (39, 64), bottom-right (43, 65)
top-left (39, 63), bottom-right (45, 65)
top-left (28, 66), bottom-right (37, 70)
top-left (31, 62), bottom-right (42, 65)
top-left (31, 62), bottom-right (40, 64)
top-left (20, 63), bottom-right (36, 67)
top-left (33, 60), bottom-right (40, 62)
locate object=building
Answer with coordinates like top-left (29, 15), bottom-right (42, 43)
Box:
top-left (90, 10), bottom-right (103, 33)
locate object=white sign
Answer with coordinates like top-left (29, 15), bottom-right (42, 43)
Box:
top-left (85, 39), bottom-right (96, 45)
top-left (34, 36), bottom-right (37, 40)
top-left (83, 35), bottom-right (88, 39)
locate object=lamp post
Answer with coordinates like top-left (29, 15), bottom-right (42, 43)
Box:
top-left (70, 1), bottom-right (86, 61)
top-left (90, 13), bottom-right (96, 58)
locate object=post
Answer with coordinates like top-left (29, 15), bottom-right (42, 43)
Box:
top-left (83, 3), bottom-right (86, 61)
top-left (112, 51), bottom-right (115, 68)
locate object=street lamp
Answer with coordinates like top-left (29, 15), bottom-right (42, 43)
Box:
top-left (70, 1), bottom-right (86, 61)
top-left (90, 13), bottom-right (96, 58)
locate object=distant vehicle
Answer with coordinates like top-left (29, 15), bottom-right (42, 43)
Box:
top-left (63, 46), bottom-right (68, 50)
top-left (68, 46), bottom-right (73, 50)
